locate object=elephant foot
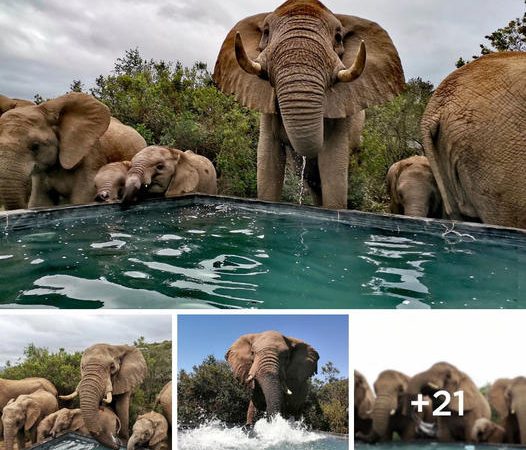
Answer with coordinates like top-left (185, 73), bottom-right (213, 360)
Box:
top-left (242, 423), bottom-right (256, 438)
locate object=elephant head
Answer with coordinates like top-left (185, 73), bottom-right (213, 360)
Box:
top-left (127, 412), bottom-right (168, 450)
top-left (59, 344), bottom-right (147, 448)
top-left (122, 146), bottom-right (199, 203)
top-left (354, 370), bottom-right (374, 436)
top-left (214, 0), bottom-right (404, 159)
top-left (369, 370), bottom-right (410, 441)
top-left (3, 396), bottom-right (44, 450)
top-left (0, 92), bottom-right (110, 209)
top-left (386, 155), bottom-right (442, 218)
top-left (471, 417), bottom-right (506, 444)
top-left (226, 330), bottom-right (319, 422)
top-left (49, 408), bottom-right (85, 437)
top-left (94, 161), bottom-right (131, 202)
top-left (489, 377), bottom-right (526, 444)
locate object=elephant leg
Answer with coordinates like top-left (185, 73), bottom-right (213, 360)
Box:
top-left (17, 430), bottom-right (25, 450)
top-left (29, 427), bottom-right (37, 444)
top-left (257, 114), bottom-right (285, 202)
top-left (115, 392), bottom-right (131, 440)
top-left (246, 400), bottom-right (257, 426)
top-left (437, 418), bottom-right (453, 442)
top-left (28, 175), bottom-right (55, 208)
top-left (318, 118), bottom-right (350, 209)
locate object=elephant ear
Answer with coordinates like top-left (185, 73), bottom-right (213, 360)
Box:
top-left (0, 95), bottom-right (34, 116)
top-left (39, 92), bottom-right (111, 170)
top-left (149, 414), bottom-right (168, 447)
top-left (112, 346), bottom-right (148, 395)
top-left (325, 15), bottom-right (405, 118)
top-left (213, 13), bottom-right (276, 114)
top-left (488, 378), bottom-right (512, 421)
top-left (25, 400), bottom-right (42, 431)
top-left (286, 337), bottom-right (319, 381)
top-left (166, 149), bottom-right (200, 196)
top-left (225, 334), bottom-right (257, 384)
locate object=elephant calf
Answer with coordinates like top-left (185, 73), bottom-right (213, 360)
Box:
top-left (94, 161), bottom-right (131, 202)
top-left (386, 155), bottom-right (442, 218)
top-left (127, 412), bottom-right (169, 450)
top-left (2, 389), bottom-right (58, 450)
top-left (471, 418), bottom-right (506, 444)
top-left (122, 146), bottom-right (217, 203)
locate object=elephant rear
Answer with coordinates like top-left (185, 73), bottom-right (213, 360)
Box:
top-left (99, 118), bottom-right (147, 164)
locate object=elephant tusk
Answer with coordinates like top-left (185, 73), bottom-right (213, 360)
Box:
top-left (427, 383), bottom-right (440, 390)
top-left (286, 389), bottom-right (292, 395)
top-left (511, 409), bottom-right (516, 414)
top-left (59, 391), bottom-right (78, 401)
top-left (103, 391), bottom-right (113, 404)
top-left (337, 40), bottom-right (366, 83)
top-left (390, 409), bottom-right (396, 416)
top-left (235, 32), bottom-right (262, 76)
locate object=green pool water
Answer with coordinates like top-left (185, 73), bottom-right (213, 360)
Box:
top-left (356, 444), bottom-right (512, 449)
top-left (0, 198), bottom-right (525, 308)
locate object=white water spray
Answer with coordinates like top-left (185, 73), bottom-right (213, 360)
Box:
top-left (178, 415), bottom-right (326, 450)
top-left (298, 156), bottom-right (307, 205)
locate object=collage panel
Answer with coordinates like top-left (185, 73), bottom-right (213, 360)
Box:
top-left (176, 314), bottom-right (349, 449)
top-left (0, 314), bottom-right (172, 450)
top-left (352, 311), bottom-right (526, 449)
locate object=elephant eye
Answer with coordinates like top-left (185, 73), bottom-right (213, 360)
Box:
top-left (335, 31), bottom-right (343, 44)
top-left (30, 143), bottom-right (39, 153)
top-left (156, 163), bottom-right (165, 171)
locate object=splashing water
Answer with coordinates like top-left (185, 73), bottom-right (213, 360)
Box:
top-left (178, 415), bottom-right (346, 450)
top-left (298, 156), bottom-right (307, 205)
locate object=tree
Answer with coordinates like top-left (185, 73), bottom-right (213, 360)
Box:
top-left (456, 2), bottom-right (526, 66)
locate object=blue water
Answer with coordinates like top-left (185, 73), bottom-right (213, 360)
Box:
top-left (0, 203), bottom-right (524, 308)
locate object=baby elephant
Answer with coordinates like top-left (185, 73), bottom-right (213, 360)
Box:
top-left (386, 155), bottom-right (442, 218)
top-left (471, 418), bottom-right (506, 444)
top-left (122, 146), bottom-right (217, 203)
top-left (127, 412), bottom-right (169, 450)
top-left (2, 389), bottom-right (58, 450)
top-left (94, 161), bottom-right (131, 202)
top-left (51, 407), bottom-right (120, 442)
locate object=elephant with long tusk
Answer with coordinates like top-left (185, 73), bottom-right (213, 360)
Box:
top-left (59, 344), bottom-right (147, 449)
top-left (214, 0), bottom-right (404, 209)
top-left (226, 330), bottom-right (319, 430)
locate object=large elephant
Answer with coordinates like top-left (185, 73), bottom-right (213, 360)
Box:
top-left (366, 370), bottom-right (418, 442)
top-left (155, 381), bottom-right (172, 426)
top-left (421, 52), bottom-right (526, 228)
top-left (127, 412), bottom-right (169, 450)
top-left (226, 330), bottom-right (319, 428)
top-left (488, 377), bottom-right (526, 444)
top-left (2, 389), bottom-right (58, 450)
top-left (407, 362), bottom-right (490, 442)
top-left (213, 0), bottom-right (404, 209)
top-left (386, 155), bottom-right (442, 218)
top-left (59, 344), bottom-right (148, 448)
top-left (0, 92), bottom-right (146, 210)
top-left (121, 146), bottom-right (217, 203)
top-left (354, 370), bottom-right (374, 439)
top-left (0, 377), bottom-right (57, 435)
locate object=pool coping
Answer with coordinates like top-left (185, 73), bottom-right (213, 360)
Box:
top-left (1, 194), bottom-right (526, 246)
top-left (28, 431), bottom-right (114, 449)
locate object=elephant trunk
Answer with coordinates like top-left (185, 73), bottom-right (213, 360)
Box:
top-left (272, 36), bottom-right (329, 159)
top-left (404, 200), bottom-right (429, 218)
top-left (126, 434), bottom-right (140, 450)
top-left (78, 368), bottom-right (115, 447)
top-left (249, 351), bottom-right (284, 417)
top-left (3, 424), bottom-right (16, 450)
top-left (258, 374), bottom-right (283, 418)
top-left (515, 400), bottom-right (526, 444)
top-left (371, 394), bottom-right (398, 439)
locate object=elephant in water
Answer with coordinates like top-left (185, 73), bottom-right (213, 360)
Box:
top-left (214, 0), bottom-right (404, 209)
top-left (354, 370), bottom-right (374, 439)
top-left (226, 330), bottom-right (319, 429)
top-left (407, 362), bottom-right (490, 442)
top-left (2, 389), bottom-right (59, 450)
top-left (488, 377), bottom-right (526, 444)
top-left (121, 146), bottom-right (217, 203)
top-left (0, 92), bottom-right (146, 209)
top-left (60, 343), bottom-right (148, 449)
top-left (422, 52), bottom-right (526, 228)
top-left (386, 155), bottom-right (442, 218)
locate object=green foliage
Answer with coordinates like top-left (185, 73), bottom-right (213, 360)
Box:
top-left (90, 48), bottom-right (259, 197)
top-left (457, 2), bottom-right (526, 66)
top-left (177, 357), bottom-right (348, 433)
top-left (348, 78), bottom-right (434, 212)
top-left (0, 339), bottom-right (171, 425)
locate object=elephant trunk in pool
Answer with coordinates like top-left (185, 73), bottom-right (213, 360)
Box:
top-left (371, 394), bottom-right (398, 440)
top-left (272, 34), bottom-right (330, 159)
top-left (78, 367), bottom-right (117, 449)
top-left (0, 151), bottom-right (32, 209)
top-left (122, 166), bottom-right (150, 204)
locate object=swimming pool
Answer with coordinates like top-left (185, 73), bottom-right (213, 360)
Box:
top-left (1, 195), bottom-right (524, 308)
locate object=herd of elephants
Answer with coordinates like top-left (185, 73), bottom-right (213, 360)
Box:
top-left (0, 0), bottom-right (524, 230)
top-left (355, 363), bottom-right (526, 446)
top-left (0, 343), bottom-right (172, 450)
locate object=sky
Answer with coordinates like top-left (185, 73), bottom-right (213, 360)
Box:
top-left (0, 0), bottom-right (524, 100)
top-left (0, 314), bottom-right (172, 366)
top-left (178, 314), bottom-right (349, 377)
top-left (351, 310), bottom-right (526, 389)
